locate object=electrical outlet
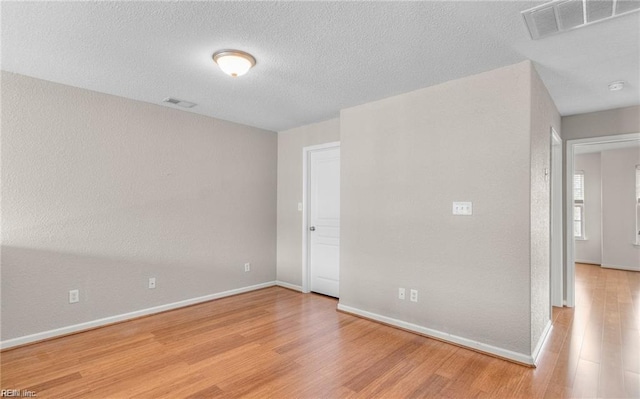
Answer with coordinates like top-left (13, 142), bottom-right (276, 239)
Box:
top-left (244, 263), bottom-right (251, 272)
top-left (69, 289), bottom-right (79, 304)
top-left (410, 289), bottom-right (418, 302)
top-left (148, 277), bottom-right (156, 289)
top-left (398, 288), bottom-right (406, 300)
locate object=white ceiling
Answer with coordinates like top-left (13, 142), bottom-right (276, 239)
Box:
top-left (2, 1), bottom-right (639, 132)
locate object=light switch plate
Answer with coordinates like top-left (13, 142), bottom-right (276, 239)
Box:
top-left (453, 202), bottom-right (473, 215)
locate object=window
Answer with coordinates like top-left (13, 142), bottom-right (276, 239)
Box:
top-left (636, 165), bottom-right (640, 244)
top-left (574, 171), bottom-right (585, 239)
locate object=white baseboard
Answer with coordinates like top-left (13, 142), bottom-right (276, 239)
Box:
top-left (1, 281), bottom-right (276, 350)
top-left (337, 303), bottom-right (535, 366)
top-left (601, 263), bottom-right (640, 272)
top-left (276, 280), bottom-right (303, 292)
top-left (575, 259), bottom-right (600, 265)
top-left (573, 259), bottom-right (601, 265)
top-left (531, 320), bottom-right (552, 366)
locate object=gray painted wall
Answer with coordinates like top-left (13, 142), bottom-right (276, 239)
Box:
top-left (3, 61), bottom-right (565, 358)
top-left (574, 153), bottom-right (602, 264)
top-left (562, 106), bottom-right (640, 140)
top-left (601, 147), bottom-right (640, 270)
top-left (339, 61), bottom-right (553, 357)
top-left (1, 72), bottom-right (277, 341)
top-left (276, 119), bottom-right (340, 287)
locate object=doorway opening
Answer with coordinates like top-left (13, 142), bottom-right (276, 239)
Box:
top-left (565, 132), bottom-right (640, 307)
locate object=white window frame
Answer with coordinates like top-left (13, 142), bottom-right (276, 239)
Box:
top-left (573, 170), bottom-right (586, 240)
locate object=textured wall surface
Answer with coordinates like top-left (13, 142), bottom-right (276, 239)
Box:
top-left (276, 119), bottom-right (340, 286)
top-left (339, 62), bottom-right (535, 355)
top-left (574, 153), bottom-right (602, 264)
top-left (601, 147), bottom-right (640, 270)
top-left (528, 64), bottom-right (559, 353)
top-left (1, 73), bottom-right (277, 340)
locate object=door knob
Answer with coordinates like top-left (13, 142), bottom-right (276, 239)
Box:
top-left (309, 226), bottom-right (316, 231)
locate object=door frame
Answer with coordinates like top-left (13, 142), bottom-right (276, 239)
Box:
top-left (550, 127), bottom-right (563, 308)
top-left (565, 132), bottom-right (640, 307)
top-left (301, 141), bottom-right (340, 294)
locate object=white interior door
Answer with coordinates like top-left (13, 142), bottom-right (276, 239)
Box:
top-left (309, 147), bottom-right (340, 297)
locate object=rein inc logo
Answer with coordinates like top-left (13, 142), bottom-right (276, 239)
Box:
top-left (1, 390), bottom-right (37, 397)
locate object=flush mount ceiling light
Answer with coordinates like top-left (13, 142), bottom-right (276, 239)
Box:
top-left (212, 49), bottom-right (256, 77)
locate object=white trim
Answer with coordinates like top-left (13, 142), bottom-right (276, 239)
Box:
top-left (276, 280), bottom-right (303, 292)
top-left (566, 140), bottom-right (576, 307)
top-left (531, 320), bottom-right (553, 366)
top-left (0, 281), bottom-right (275, 350)
top-left (301, 141), bottom-right (340, 294)
top-left (636, 165), bottom-right (640, 248)
top-left (566, 133), bottom-right (640, 308)
top-left (337, 303), bottom-right (536, 366)
top-left (601, 264), bottom-right (640, 272)
top-left (550, 127), bottom-right (563, 308)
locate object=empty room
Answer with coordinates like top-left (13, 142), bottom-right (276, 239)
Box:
top-left (1, 1), bottom-right (639, 398)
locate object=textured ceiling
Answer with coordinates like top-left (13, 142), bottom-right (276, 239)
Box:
top-left (2, 1), bottom-right (639, 132)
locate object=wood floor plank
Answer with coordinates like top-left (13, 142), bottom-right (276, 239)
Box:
top-left (25, 372), bottom-right (83, 393)
top-left (1, 263), bottom-right (638, 398)
top-left (344, 338), bottom-right (423, 393)
top-left (407, 373), bottom-right (450, 398)
top-left (354, 338), bottom-right (455, 398)
top-left (572, 358), bottom-right (600, 398)
top-left (184, 384), bottom-right (225, 399)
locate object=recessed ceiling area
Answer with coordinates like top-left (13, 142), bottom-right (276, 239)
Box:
top-left (1, 1), bottom-right (638, 132)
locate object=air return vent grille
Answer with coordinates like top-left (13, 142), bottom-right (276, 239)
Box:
top-left (162, 97), bottom-right (197, 108)
top-left (522, 0), bottom-right (640, 39)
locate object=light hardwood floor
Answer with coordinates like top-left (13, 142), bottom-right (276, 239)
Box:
top-left (1, 263), bottom-right (639, 398)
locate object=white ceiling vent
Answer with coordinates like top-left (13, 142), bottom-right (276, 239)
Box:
top-left (162, 97), bottom-right (197, 108)
top-left (522, 0), bottom-right (640, 39)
